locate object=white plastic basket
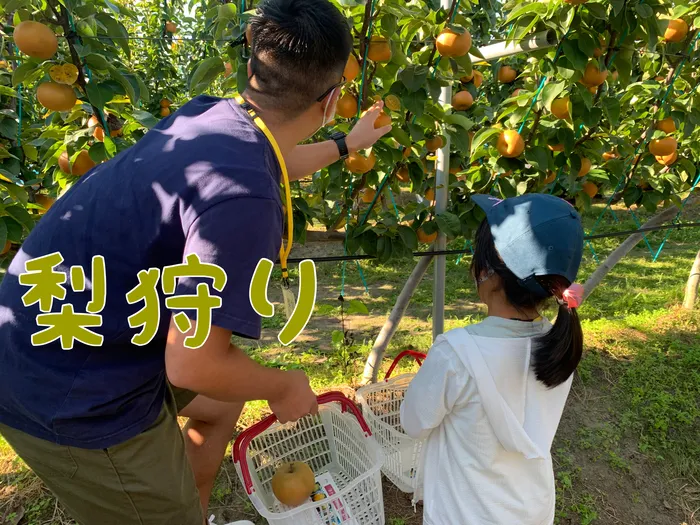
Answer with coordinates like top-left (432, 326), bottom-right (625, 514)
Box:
top-left (355, 350), bottom-right (426, 494)
top-left (233, 392), bottom-right (385, 525)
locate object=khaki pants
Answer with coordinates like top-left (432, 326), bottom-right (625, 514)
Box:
top-left (0, 385), bottom-right (203, 525)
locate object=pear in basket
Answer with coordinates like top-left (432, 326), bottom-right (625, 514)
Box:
top-left (271, 461), bottom-right (315, 507)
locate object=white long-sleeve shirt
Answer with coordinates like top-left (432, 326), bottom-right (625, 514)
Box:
top-left (400, 317), bottom-right (573, 525)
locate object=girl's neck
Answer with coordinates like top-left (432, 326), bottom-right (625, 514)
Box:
top-left (486, 302), bottom-right (540, 322)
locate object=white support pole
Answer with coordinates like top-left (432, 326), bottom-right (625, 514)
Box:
top-left (470, 30), bottom-right (557, 64)
top-left (432, 0), bottom-right (452, 341)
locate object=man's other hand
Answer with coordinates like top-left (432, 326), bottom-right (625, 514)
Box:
top-left (346, 100), bottom-right (393, 153)
top-left (267, 369), bottom-right (318, 424)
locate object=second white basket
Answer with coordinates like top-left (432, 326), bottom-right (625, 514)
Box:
top-left (355, 350), bottom-right (427, 494)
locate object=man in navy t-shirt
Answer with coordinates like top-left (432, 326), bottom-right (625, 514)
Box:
top-left (0, 0), bottom-right (391, 523)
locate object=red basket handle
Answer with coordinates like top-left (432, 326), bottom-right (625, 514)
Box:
top-left (232, 391), bottom-right (371, 495)
top-left (384, 350), bottom-right (427, 381)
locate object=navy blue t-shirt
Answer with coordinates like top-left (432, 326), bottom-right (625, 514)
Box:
top-left (0, 95), bottom-right (283, 448)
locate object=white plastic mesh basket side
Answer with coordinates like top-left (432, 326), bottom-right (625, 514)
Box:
top-left (237, 403), bottom-right (384, 525)
top-left (356, 375), bottom-right (423, 493)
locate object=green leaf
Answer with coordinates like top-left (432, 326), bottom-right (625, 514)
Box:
top-left (610, 0), bottom-right (625, 16)
top-left (12, 62), bottom-right (39, 87)
top-left (470, 128), bottom-right (501, 159)
top-left (89, 142), bottom-right (108, 163)
top-left (504, 2), bottom-right (547, 25)
top-left (4, 204), bottom-right (34, 232)
top-left (85, 82), bottom-right (113, 109)
top-left (346, 299), bottom-right (369, 315)
top-left (132, 109), bottom-right (159, 129)
top-left (2, 216), bottom-right (22, 243)
top-left (108, 67), bottom-right (138, 105)
top-left (436, 211), bottom-right (461, 238)
top-left (635, 4), bottom-right (653, 18)
top-left (85, 54), bottom-right (111, 72)
top-left (562, 40), bottom-right (588, 71)
top-left (0, 119), bottom-right (18, 140)
top-left (577, 34), bottom-right (596, 58)
top-left (236, 63), bottom-right (248, 94)
top-left (407, 122), bottom-right (425, 141)
top-left (425, 78), bottom-right (442, 103)
top-left (623, 187), bottom-right (643, 208)
top-left (452, 54), bottom-right (473, 76)
top-left (398, 65), bottom-right (429, 93)
top-left (469, 46), bottom-right (485, 60)
top-left (524, 147), bottom-right (549, 172)
top-left (391, 127), bottom-right (412, 148)
top-left (190, 57), bottom-right (226, 96)
top-left (583, 107), bottom-right (602, 127)
top-left (541, 82), bottom-right (566, 111)
top-left (602, 97), bottom-right (620, 127)
top-left (0, 86), bottom-right (19, 98)
top-left (381, 14), bottom-right (398, 34)
top-left (586, 4), bottom-right (609, 20)
top-left (403, 89), bottom-right (428, 118)
top-left (331, 330), bottom-right (344, 348)
top-left (0, 218), bottom-right (7, 251)
top-left (22, 144), bottom-right (38, 162)
top-left (616, 47), bottom-right (634, 86)
top-left (97, 14), bottom-right (130, 58)
top-left (444, 114), bottom-right (475, 131)
top-left (397, 225), bottom-right (418, 250)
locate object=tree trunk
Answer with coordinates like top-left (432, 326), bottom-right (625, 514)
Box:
top-left (583, 202), bottom-right (692, 301)
top-left (683, 249), bottom-right (700, 310)
top-left (361, 254), bottom-right (434, 385)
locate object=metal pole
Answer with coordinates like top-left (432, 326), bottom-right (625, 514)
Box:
top-left (471, 30), bottom-right (557, 64)
top-left (432, 0), bottom-right (452, 341)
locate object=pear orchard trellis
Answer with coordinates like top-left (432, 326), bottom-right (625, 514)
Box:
top-left (3, 0), bottom-right (699, 384)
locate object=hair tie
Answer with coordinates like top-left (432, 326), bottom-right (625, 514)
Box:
top-left (561, 283), bottom-right (584, 309)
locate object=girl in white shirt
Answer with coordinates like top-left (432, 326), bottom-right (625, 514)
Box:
top-left (401, 194), bottom-right (586, 525)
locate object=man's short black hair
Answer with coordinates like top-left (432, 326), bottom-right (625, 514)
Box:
top-left (248, 0), bottom-right (352, 120)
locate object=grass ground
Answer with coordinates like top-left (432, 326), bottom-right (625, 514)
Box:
top-left (1, 202), bottom-right (699, 525)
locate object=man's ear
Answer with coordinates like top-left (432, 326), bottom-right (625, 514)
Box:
top-left (247, 60), bottom-right (252, 78)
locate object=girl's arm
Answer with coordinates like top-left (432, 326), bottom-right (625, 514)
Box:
top-left (400, 338), bottom-right (466, 440)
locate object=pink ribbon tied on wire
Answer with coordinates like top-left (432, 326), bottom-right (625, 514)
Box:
top-left (562, 283), bottom-right (585, 309)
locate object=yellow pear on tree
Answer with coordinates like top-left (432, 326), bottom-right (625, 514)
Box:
top-left (655, 151), bottom-right (678, 166)
top-left (13, 21), bottom-right (57, 60)
top-left (367, 36), bottom-right (392, 62)
top-left (663, 19), bottom-right (688, 43)
top-left (581, 62), bottom-right (608, 87)
top-left (498, 66), bottom-right (517, 83)
top-left (452, 91), bottom-right (474, 111)
top-left (496, 130), bottom-right (524, 158)
top-left (648, 137), bottom-right (677, 157)
top-left (656, 118), bottom-right (676, 133)
top-left (345, 151), bottom-right (376, 174)
top-left (36, 82), bottom-right (77, 112)
top-left (550, 96), bottom-right (570, 120)
top-left (578, 158), bottom-right (592, 178)
top-left (436, 28), bottom-right (472, 58)
top-left (344, 55), bottom-right (360, 82)
top-left (426, 136), bottom-right (444, 153)
top-left (336, 93), bottom-right (357, 119)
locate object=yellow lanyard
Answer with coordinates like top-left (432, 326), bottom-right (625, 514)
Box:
top-left (235, 94), bottom-right (293, 281)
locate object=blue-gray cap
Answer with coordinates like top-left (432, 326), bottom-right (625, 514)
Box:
top-left (471, 193), bottom-right (584, 296)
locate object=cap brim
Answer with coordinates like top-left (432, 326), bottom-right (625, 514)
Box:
top-left (471, 194), bottom-right (502, 214)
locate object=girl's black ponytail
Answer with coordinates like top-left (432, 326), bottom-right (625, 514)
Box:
top-left (471, 219), bottom-right (584, 389)
top-left (531, 283), bottom-right (583, 388)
